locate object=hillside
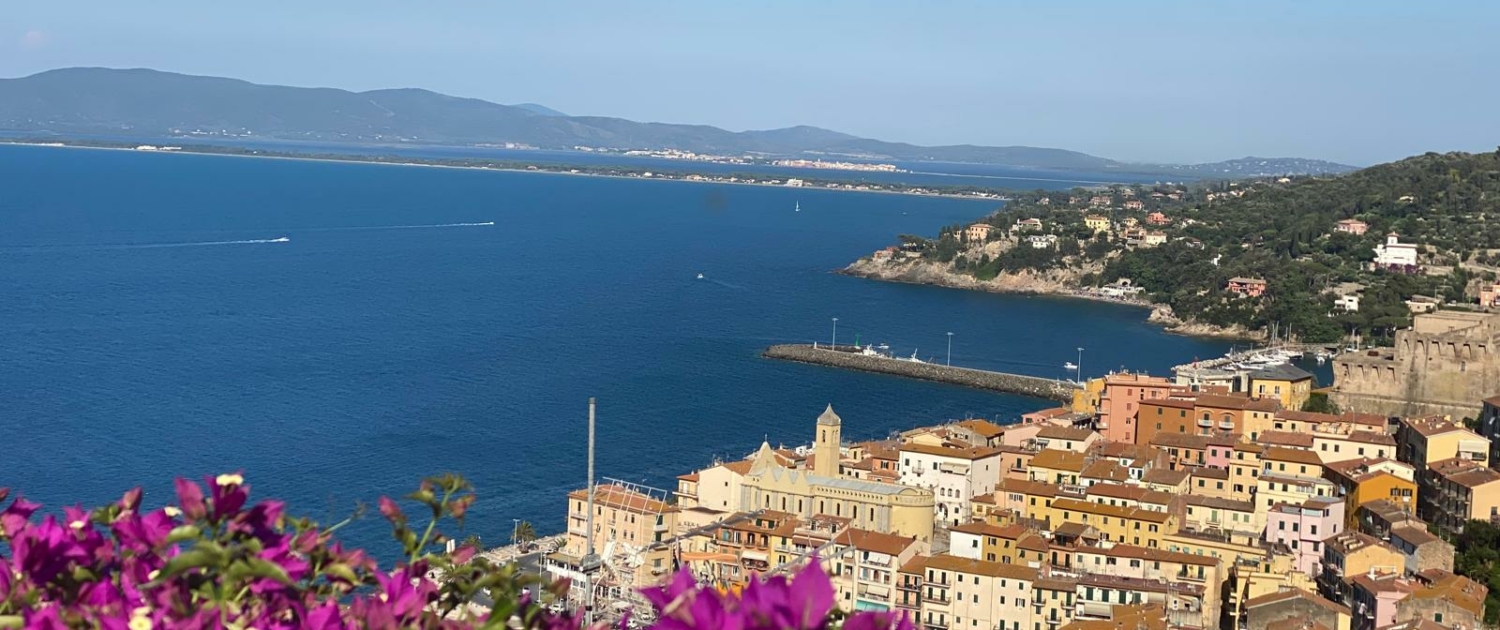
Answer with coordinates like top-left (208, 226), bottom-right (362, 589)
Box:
top-left (0, 68), bottom-right (1354, 175)
top-left (851, 150), bottom-right (1500, 341)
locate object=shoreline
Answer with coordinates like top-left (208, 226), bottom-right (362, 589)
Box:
top-left (0, 141), bottom-right (1013, 202)
top-left (838, 264), bottom-right (1261, 341)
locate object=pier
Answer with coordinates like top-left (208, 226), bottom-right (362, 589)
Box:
top-left (763, 344), bottom-right (1080, 402)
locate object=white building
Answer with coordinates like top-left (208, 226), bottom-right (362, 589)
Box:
top-left (1026, 234), bottom-right (1058, 249)
top-left (784, 178), bottom-right (805, 187)
top-left (897, 443), bottom-right (1002, 527)
top-left (1335, 294), bottom-right (1360, 312)
top-left (1373, 233), bottom-right (1419, 268)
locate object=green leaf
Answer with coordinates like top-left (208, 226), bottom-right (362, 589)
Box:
top-left (0, 616), bottom-right (22, 629)
top-left (164, 525), bottom-right (203, 545)
top-left (323, 563), bottom-right (358, 583)
top-left (226, 558), bottom-right (294, 586)
top-left (156, 541), bottom-right (228, 581)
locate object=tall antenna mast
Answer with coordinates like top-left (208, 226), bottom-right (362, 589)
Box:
top-left (584, 397), bottom-right (598, 625)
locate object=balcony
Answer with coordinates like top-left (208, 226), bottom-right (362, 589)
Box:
top-left (1197, 418), bottom-right (1212, 428)
top-left (1219, 420), bottom-right (1235, 430)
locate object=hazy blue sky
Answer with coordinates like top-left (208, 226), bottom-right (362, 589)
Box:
top-left (6, 1), bottom-right (1498, 165)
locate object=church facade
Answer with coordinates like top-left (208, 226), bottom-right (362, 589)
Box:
top-left (738, 405), bottom-right (936, 541)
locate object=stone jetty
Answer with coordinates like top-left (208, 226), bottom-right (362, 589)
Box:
top-left (763, 344), bottom-right (1079, 402)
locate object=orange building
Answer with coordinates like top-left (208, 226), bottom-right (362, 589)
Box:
top-left (1096, 372), bottom-right (1176, 444)
top-left (1136, 398), bottom-right (1197, 445)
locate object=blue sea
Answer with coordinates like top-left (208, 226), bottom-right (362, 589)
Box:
top-left (0, 145), bottom-right (1228, 554)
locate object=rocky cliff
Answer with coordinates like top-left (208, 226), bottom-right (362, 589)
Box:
top-left (843, 258), bottom-right (1260, 340)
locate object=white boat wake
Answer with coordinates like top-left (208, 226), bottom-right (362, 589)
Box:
top-left (106, 237), bottom-right (290, 249)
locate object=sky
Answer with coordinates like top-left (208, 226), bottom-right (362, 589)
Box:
top-left (5, 1), bottom-right (1499, 166)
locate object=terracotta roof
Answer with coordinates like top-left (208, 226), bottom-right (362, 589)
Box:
top-left (1087, 483), bottom-right (1171, 505)
top-left (834, 528), bottom-right (919, 557)
top-left (1197, 393), bottom-right (1278, 411)
top-left (1265, 620), bottom-right (1330, 630)
top-left (1275, 409), bottom-right (1340, 424)
top-left (1263, 446), bottom-right (1323, 466)
top-left (1190, 465), bottom-right (1229, 480)
top-left (1325, 531), bottom-right (1397, 556)
top-left (925, 553), bottom-right (1039, 580)
top-left (1051, 497), bottom-right (1171, 523)
top-left (1141, 398), bottom-right (1196, 410)
top-left (1390, 523), bottom-right (1442, 547)
top-left (898, 442), bottom-right (1002, 460)
top-left (1096, 442), bottom-right (1156, 461)
top-left (1376, 621), bottom-right (1446, 630)
top-left (1339, 430), bottom-right (1395, 445)
top-left (1448, 467), bottom-right (1500, 488)
top-left (897, 554), bottom-right (927, 575)
top-left (1243, 588), bottom-right (1351, 617)
top-left (1404, 416), bottom-right (1468, 437)
top-left (949, 521), bottom-right (1026, 538)
top-left (677, 473), bottom-right (700, 482)
top-left (1054, 522), bottom-right (1097, 539)
top-left (1207, 433), bottom-right (1243, 447)
top-left (954, 419), bottom-right (1006, 439)
top-left (1080, 460), bottom-right (1130, 482)
top-left (1150, 433), bottom-right (1211, 449)
top-left (1029, 448), bottom-right (1087, 473)
top-left (1259, 430), bottom-right (1315, 448)
top-left (1410, 571), bottom-right (1487, 616)
top-left (567, 484), bottom-right (669, 514)
top-left (1037, 426), bottom-right (1096, 441)
top-left (1141, 468), bottom-right (1188, 486)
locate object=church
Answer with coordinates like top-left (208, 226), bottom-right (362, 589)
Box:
top-left (735, 405), bottom-right (936, 542)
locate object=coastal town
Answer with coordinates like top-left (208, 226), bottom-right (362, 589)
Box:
top-left (543, 307), bottom-right (1500, 630)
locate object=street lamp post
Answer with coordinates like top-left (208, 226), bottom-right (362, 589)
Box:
top-left (832, 317), bottom-right (839, 349)
top-left (1077, 347), bottom-right (1085, 384)
top-left (513, 518), bottom-right (520, 547)
top-left (946, 332), bottom-right (954, 366)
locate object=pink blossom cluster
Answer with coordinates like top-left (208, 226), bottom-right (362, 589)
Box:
top-left (0, 474), bottom-right (912, 630)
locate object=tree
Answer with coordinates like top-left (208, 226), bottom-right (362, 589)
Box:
top-left (1301, 393), bottom-right (1340, 414)
top-left (512, 520), bottom-right (537, 546)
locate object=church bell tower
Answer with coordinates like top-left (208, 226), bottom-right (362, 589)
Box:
top-left (813, 404), bottom-right (842, 477)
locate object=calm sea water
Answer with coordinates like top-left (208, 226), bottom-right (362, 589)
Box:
top-left (0, 145), bottom-right (1228, 553)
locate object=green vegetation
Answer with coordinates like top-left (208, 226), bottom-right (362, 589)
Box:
top-left (1454, 519), bottom-right (1500, 624)
top-left (887, 150), bottom-right (1500, 341)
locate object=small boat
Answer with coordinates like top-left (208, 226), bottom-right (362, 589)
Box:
top-left (1063, 362), bottom-right (1078, 371)
top-left (899, 349), bottom-right (924, 363)
top-left (271, 236), bottom-right (290, 243)
top-left (696, 273), bottom-right (704, 280)
top-left (795, 201), bottom-right (801, 212)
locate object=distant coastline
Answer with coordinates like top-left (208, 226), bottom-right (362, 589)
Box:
top-left (0, 139), bottom-right (1018, 202)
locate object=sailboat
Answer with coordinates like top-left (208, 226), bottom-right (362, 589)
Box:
top-left (795, 201), bottom-right (801, 212)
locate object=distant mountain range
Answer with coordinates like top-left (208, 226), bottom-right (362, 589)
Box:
top-left (0, 68), bottom-right (1358, 177)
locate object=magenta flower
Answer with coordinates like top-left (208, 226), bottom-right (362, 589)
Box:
top-left (175, 478), bottom-right (207, 521)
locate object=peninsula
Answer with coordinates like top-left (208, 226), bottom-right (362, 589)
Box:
top-left (847, 149), bottom-right (1500, 342)
top-left (5, 139), bottom-right (1009, 201)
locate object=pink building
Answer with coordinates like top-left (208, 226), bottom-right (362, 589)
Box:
top-left (1350, 571), bottom-right (1410, 630)
top-left (1227, 277), bottom-right (1268, 298)
top-left (1205, 434), bottom-right (1238, 469)
top-left (1335, 218), bottom-right (1370, 236)
top-left (1266, 496), bottom-right (1345, 577)
top-left (1097, 372), bottom-right (1176, 444)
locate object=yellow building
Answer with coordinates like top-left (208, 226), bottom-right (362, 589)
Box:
top-left (1317, 531), bottom-right (1405, 604)
top-left (1249, 364), bottom-right (1316, 410)
top-left (1322, 458), bottom-right (1417, 528)
top-left (1084, 214), bottom-right (1112, 233)
top-left (1027, 448), bottom-right (1088, 486)
top-left (1426, 458), bottom-right (1500, 536)
top-left (559, 483), bottom-right (678, 591)
top-left (1071, 376), bottom-right (1106, 414)
top-left (740, 406), bottom-right (936, 541)
top-left (1039, 497), bottom-right (1174, 548)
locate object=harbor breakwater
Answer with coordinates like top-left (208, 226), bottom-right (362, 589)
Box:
top-left (763, 344), bottom-right (1079, 402)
